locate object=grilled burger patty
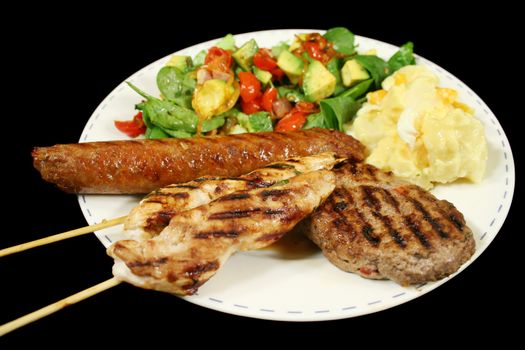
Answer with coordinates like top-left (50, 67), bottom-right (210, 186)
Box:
top-left (303, 161), bottom-right (475, 285)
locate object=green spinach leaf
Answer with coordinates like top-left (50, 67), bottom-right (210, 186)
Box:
top-left (237, 112), bottom-right (273, 132)
top-left (162, 129), bottom-right (194, 138)
top-left (340, 79), bottom-right (373, 99)
top-left (302, 112), bottom-right (325, 129)
top-left (277, 86), bottom-right (304, 102)
top-left (355, 55), bottom-right (390, 89)
top-left (128, 82), bottom-right (198, 134)
top-left (201, 116), bottom-right (226, 133)
top-left (320, 95), bottom-right (361, 131)
top-left (156, 66), bottom-right (196, 109)
top-left (388, 41), bottom-right (416, 72)
top-left (324, 27), bottom-right (355, 55)
top-left (146, 126), bottom-right (170, 139)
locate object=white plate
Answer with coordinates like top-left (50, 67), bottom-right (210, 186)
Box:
top-left (77, 29), bottom-right (515, 321)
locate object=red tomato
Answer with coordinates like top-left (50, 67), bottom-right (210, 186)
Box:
top-left (205, 46), bottom-right (233, 72)
top-left (303, 42), bottom-right (324, 62)
top-left (253, 48), bottom-right (278, 71)
top-left (261, 87), bottom-right (277, 112)
top-left (114, 112), bottom-right (146, 138)
top-left (241, 98), bottom-right (262, 114)
top-left (238, 71), bottom-right (262, 102)
top-left (275, 111), bottom-right (307, 132)
top-left (295, 101), bottom-right (319, 114)
top-left (270, 67), bottom-right (285, 81)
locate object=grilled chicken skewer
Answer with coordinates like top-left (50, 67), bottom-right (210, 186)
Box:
top-left (1, 168), bottom-right (336, 334)
top-left (0, 153), bottom-right (342, 257)
top-left (125, 152), bottom-right (343, 240)
top-left (108, 170), bottom-right (336, 295)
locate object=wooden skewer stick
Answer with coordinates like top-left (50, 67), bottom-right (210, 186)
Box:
top-left (0, 277), bottom-right (121, 336)
top-left (0, 216), bottom-right (127, 258)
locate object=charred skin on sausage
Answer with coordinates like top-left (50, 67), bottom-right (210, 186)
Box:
top-left (33, 129), bottom-right (364, 194)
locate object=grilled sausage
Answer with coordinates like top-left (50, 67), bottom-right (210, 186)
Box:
top-left (32, 128), bottom-right (364, 194)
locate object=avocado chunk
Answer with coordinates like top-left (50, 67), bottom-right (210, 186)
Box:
top-left (233, 39), bottom-right (258, 71)
top-left (303, 60), bottom-right (336, 102)
top-left (341, 59), bottom-right (370, 87)
top-left (253, 66), bottom-right (272, 85)
top-left (277, 50), bottom-right (304, 84)
top-left (166, 55), bottom-right (192, 72)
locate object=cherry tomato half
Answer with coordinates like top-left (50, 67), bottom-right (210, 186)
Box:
top-left (275, 111), bottom-right (307, 132)
top-left (241, 98), bottom-right (262, 114)
top-left (253, 48), bottom-right (278, 71)
top-left (238, 71), bottom-right (262, 103)
top-left (205, 46), bottom-right (233, 72)
top-left (114, 112), bottom-right (146, 138)
top-left (261, 87), bottom-right (277, 113)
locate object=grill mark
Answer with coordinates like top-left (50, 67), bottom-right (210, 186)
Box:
top-left (411, 189), bottom-right (465, 232)
top-left (285, 159), bottom-right (300, 163)
top-left (449, 213), bottom-right (464, 231)
top-left (404, 216), bottom-right (431, 248)
top-left (184, 260), bottom-right (219, 278)
top-left (336, 187), bottom-right (355, 205)
top-left (372, 212), bottom-right (406, 248)
top-left (127, 257), bottom-right (168, 268)
top-left (208, 208), bottom-right (261, 220)
top-left (364, 165), bottom-right (378, 180)
top-left (194, 230), bottom-right (240, 239)
top-left (361, 187), bottom-right (407, 248)
top-left (407, 197), bottom-right (449, 238)
top-left (264, 209), bottom-right (286, 216)
top-left (333, 201), bottom-right (348, 212)
top-left (381, 188), bottom-right (401, 210)
top-left (145, 211), bottom-right (175, 232)
top-left (218, 193), bottom-right (250, 201)
top-left (261, 189), bottom-right (290, 199)
top-left (362, 226), bottom-right (380, 245)
top-left (361, 186), bottom-right (381, 211)
top-left (346, 188), bottom-right (380, 246)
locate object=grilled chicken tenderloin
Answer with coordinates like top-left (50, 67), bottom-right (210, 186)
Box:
top-left (125, 152), bottom-right (344, 240)
top-left (108, 170), bottom-right (336, 295)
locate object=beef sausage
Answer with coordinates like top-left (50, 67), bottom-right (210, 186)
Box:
top-left (32, 128), bottom-right (365, 194)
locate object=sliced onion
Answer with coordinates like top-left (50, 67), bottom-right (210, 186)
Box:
top-left (197, 68), bottom-right (212, 84)
top-left (273, 98), bottom-right (292, 118)
top-left (212, 70), bottom-right (232, 82)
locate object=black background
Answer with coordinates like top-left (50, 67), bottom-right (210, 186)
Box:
top-left (1, 4), bottom-right (521, 346)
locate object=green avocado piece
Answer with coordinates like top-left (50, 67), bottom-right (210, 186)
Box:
top-left (165, 55), bottom-right (192, 72)
top-left (277, 50), bottom-right (304, 84)
top-left (303, 60), bottom-right (336, 102)
top-left (232, 39), bottom-right (258, 71)
top-left (341, 59), bottom-right (370, 87)
top-left (253, 66), bottom-right (272, 85)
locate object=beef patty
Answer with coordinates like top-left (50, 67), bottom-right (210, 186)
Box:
top-left (303, 161), bottom-right (475, 286)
